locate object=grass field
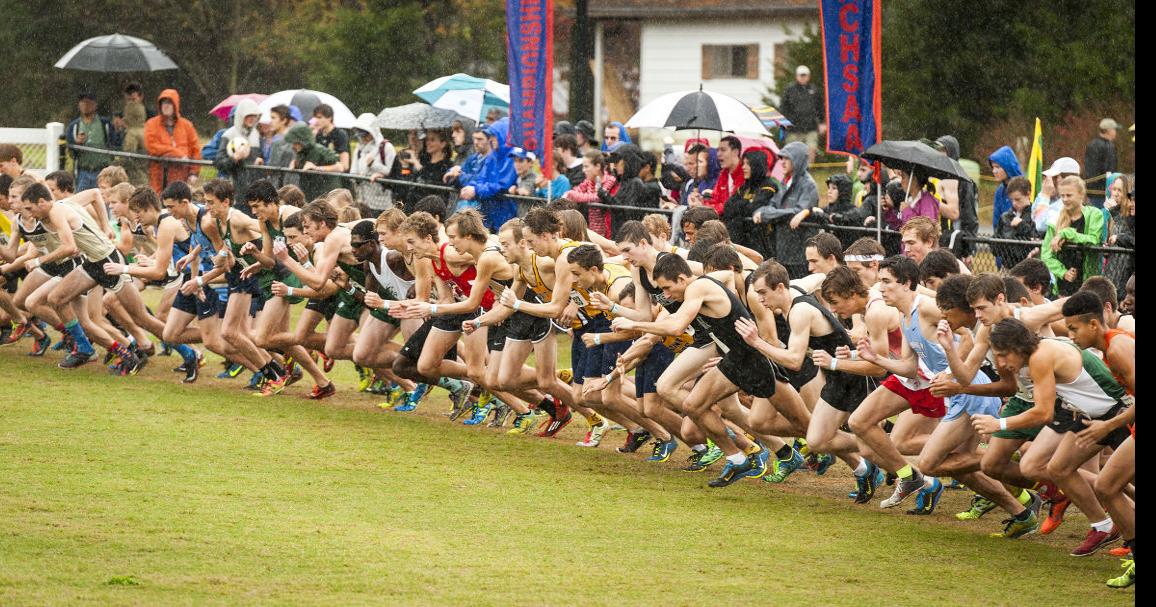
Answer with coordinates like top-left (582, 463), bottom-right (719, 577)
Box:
top-left (0, 341), bottom-right (1134, 606)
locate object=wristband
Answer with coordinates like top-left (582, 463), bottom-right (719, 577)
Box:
top-left (999, 417), bottom-right (1008, 431)
top-left (512, 299), bottom-right (522, 311)
top-left (286, 287), bottom-right (294, 297)
top-left (196, 276), bottom-right (204, 287)
top-left (30, 258), bottom-right (41, 268)
top-left (302, 260), bottom-right (313, 269)
top-left (610, 303), bottom-right (620, 315)
top-left (472, 317), bottom-right (482, 329)
top-left (850, 350), bottom-right (861, 360)
top-left (382, 300), bottom-right (391, 311)
top-left (122, 264), bottom-right (131, 275)
top-left (430, 303), bottom-right (439, 315)
top-left (347, 286), bottom-right (357, 295)
top-left (829, 357), bottom-right (838, 371)
top-left (217, 249), bottom-right (228, 257)
top-left (594, 334), bottom-right (602, 346)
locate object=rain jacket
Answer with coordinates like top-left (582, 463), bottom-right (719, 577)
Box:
top-left (564, 171), bottom-right (618, 238)
top-left (285, 125), bottom-right (341, 202)
top-left (600, 122), bottom-right (633, 152)
top-left (465, 118), bottom-right (517, 230)
top-left (710, 163), bottom-right (744, 215)
top-left (721, 150), bottom-right (780, 252)
top-left (597, 144), bottom-right (657, 235)
top-left (351, 112), bottom-right (397, 211)
top-left (213, 98), bottom-right (264, 215)
top-left (815, 172), bottom-right (858, 247)
top-left (1040, 204), bottom-right (1104, 296)
top-left (754, 141), bottom-right (818, 270)
top-left (936, 135), bottom-right (978, 256)
top-left (988, 146), bottom-right (1023, 230)
top-left (143, 89), bottom-right (201, 192)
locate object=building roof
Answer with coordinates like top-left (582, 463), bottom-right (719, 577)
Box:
top-left (587, 0), bottom-right (818, 19)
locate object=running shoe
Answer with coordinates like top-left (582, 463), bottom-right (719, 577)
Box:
top-left (853, 462), bottom-right (886, 504)
top-left (536, 405), bottom-right (573, 438)
top-left (448, 382), bottom-right (477, 421)
top-left (394, 383), bottom-right (432, 412)
top-left (1035, 480), bottom-right (1062, 503)
top-left (1106, 558), bottom-right (1135, 588)
top-left (647, 437), bottom-right (678, 462)
top-left (557, 368), bottom-right (573, 384)
top-left (305, 382), bottom-right (336, 400)
top-left (318, 351), bottom-right (335, 373)
top-left (356, 365), bottom-right (374, 392)
top-left (103, 349), bottom-right (118, 366)
top-left (463, 397), bottom-right (495, 426)
top-left (747, 444), bottom-right (770, 479)
top-left (707, 457), bottom-right (757, 488)
top-left (284, 365), bottom-right (304, 387)
top-left (885, 471), bottom-right (897, 486)
top-left (990, 511), bottom-right (1041, 539)
top-left (181, 354), bottom-right (200, 383)
top-left (906, 477), bottom-right (945, 515)
top-left (0, 325), bottom-right (11, 345)
top-left (28, 332), bottom-right (52, 357)
top-left (367, 378), bottom-right (389, 394)
top-left (763, 449), bottom-right (805, 483)
top-left (956, 494), bottom-right (998, 521)
top-left (245, 370), bottom-right (266, 390)
top-left (616, 429), bottom-right (652, 453)
top-left (386, 384), bottom-right (406, 409)
top-left (814, 453), bottom-right (836, 476)
top-left (488, 403), bottom-right (513, 428)
top-left (1071, 527), bottom-right (1121, 557)
top-left (58, 350), bottom-right (94, 369)
top-left (880, 474), bottom-right (926, 509)
top-left (217, 362), bottom-right (245, 379)
top-left (509, 410), bottom-right (548, 434)
top-left (1040, 494), bottom-right (1072, 535)
top-left (684, 444), bottom-right (725, 471)
top-left (1108, 546), bottom-right (1133, 557)
top-left (684, 450), bottom-right (709, 471)
top-left (576, 417), bottom-right (612, 447)
top-left (256, 372), bottom-right (289, 397)
top-left (3, 321), bottom-right (29, 344)
top-left (160, 342), bottom-right (173, 356)
top-left (52, 334), bottom-right (73, 352)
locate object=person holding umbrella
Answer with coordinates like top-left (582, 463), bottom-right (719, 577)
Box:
top-left (212, 98), bottom-right (263, 216)
top-left (752, 141), bottom-right (819, 279)
top-left (143, 89), bottom-right (200, 192)
top-left (66, 91), bottom-right (121, 192)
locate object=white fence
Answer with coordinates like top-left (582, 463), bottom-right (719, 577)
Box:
top-left (0, 122), bottom-right (63, 177)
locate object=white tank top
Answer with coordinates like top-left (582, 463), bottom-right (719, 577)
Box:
top-left (48, 201), bottom-right (115, 262)
top-left (369, 248), bottom-right (415, 300)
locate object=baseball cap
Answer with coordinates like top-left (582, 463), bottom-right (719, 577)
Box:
top-left (1099, 118), bottom-right (1120, 131)
top-left (508, 147), bottom-right (537, 162)
top-left (796, 65), bottom-right (811, 76)
top-left (1042, 157), bottom-right (1080, 177)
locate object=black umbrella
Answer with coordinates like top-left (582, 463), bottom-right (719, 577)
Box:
top-left (55, 34), bottom-right (178, 72)
top-left (861, 140), bottom-right (973, 183)
top-left (625, 88), bottom-right (769, 135)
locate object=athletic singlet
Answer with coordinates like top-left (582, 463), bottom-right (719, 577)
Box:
top-left (1051, 339), bottom-right (1127, 417)
top-left (183, 207), bottom-right (217, 274)
top-left (432, 241), bottom-right (497, 310)
top-left (591, 265), bottom-right (633, 317)
top-left (897, 295), bottom-right (945, 390)
top-left (369, 247), bottom-right (415, 300)
top-left (129, 219), bottom-right (158, 256)
top-left (18, 216), bottom-right (63, 256)
top-left (50, 200), bottom-right (114, 262)
top-left (519, 253), bottom-right (553, 303)
top-left (791, 286), bottom-right (853, 355)
top-left (0, 212), bottom-right (11, 247)
top-left (558, 239), bottom-right (610, 325)
top-left (1102, 329), bottom-right (1134, 396)
top-left (866, 291), bottom-right (904, 357)
top-left (214, 208), bottom-right (262, 264)
top-left (638, 252), bottom-right (680, 313)
top-left (690, 275), bottom-right (762, 358)
top-left (985, 307), bottom-right (1035, 401)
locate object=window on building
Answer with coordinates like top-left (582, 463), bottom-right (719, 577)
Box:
top-left (774, 43), bottom-right (789, 82)
top-left (702, 44), bottom-right (759, 80)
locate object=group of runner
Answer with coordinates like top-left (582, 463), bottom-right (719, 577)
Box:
top-left (0, 164), bottom-right (1136, 589)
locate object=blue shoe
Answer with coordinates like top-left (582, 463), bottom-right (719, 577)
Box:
top-left (907, 477), bottom-right (945, 515)
top-left (395, 383), bottom-right (431, 412)
top-left (707, 457), bottom-right (757, 488)
top-left (462, 400), bottom-right (495, 425)
top-left (764, 449), bottom-right (805, 483)
top-left (217, 362), bottom-right (244, 379)
top-left (853, 460), bottom-right (883, 504)
top-left (647, 437), bottom-right (679, 462)
top-left (245, 370), bottom-right (266, 390)
top-left (814, 453), bottom-right (836, 476)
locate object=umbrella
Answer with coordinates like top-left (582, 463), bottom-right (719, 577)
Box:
top-left (373, 103), bottom-right (473, 131)
top-left (209, 93), bottom-right (268, 121)
top-left (861, 140), bottom-right (973, 183)
top-left (751, 105), bottom-right (793, 130)
top-left (55, 34), bottom-right (177, 72)
top-left (734, 135), bottom-right (785, 181)
top-left (258, 89), bottom-right (357, 129)
top-left (625, 88), bottom-right (770, 136)
top-left (414, 73), bottom-right (510, 123)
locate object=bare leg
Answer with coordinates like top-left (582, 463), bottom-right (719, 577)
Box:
top-left (1095, 436), bottom-right (1135, 543)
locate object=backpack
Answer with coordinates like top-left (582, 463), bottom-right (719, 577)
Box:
top-left (202, 128), bottom-right (228, 165)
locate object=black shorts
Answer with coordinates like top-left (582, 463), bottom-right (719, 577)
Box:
top-left (635, 342), bottom-right (675, 398)
top-left (505, 310), bottom-right (551, 343)
top-left (41, 259), bottom-right (76, 279)
top-left (305, 297), bottom-right (337, 320)
top-left (2, 268), bottom-right (27, 293)
top-left (432, 311), bottom-right (475, 333)
top-left (399, 318), bottom-right (459, 363)
top-left (779, 357), bottom-right (820, 392)
top-left (1049, 401), bottom-right (1130, 448)
top-left (172, 281), bottom-right (220, 320)
top-left (820, 369), bottom-right (881, 413)
top-left (80, 251), bottom-right (128, 292)
top-left (718, 353), bottom-right (777, 398)
top-left (487, 321), bottom-right (508, 352)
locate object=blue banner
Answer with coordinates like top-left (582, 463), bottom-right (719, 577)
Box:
top-left (819, 0), bottom-right (881, 156)
top-left (506, 0), bottom-right (554, 176)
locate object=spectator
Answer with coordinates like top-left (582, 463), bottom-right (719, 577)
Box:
top-left (143, 89), bottom-right (200, 192)
top-left (553, 134), bottom-right (584, 187)
top-left (508, 148), bottom-right (539, 196)
top-left (311, 104), bottom-right (350, 173)
top-left (0, 145), bottom-right (24, 178)
top-left (753, 141), bottom-right (818, 278)
top-left (66, 91), bottom-right (121, 191)
top-left (213, 98), bottom-right (263, 216)
top-left (935, 135), bottom-right (978, 259)
top-left (598, 143), bottom-right (655, 234)
top-left (680, 143), bottom-right (721, 204)
top-left (1083, 118), bottom-right (1119, 208)
top-left (1041, 176), bottom-right (1104, 296)
top-left (450, 119), bottom-right (474, 159)
top-left (779, 65), bottom-right (824, 163)
top-left (267, 105), bottom-right (302, 188)
top-left (1030, 168), bottom-right (1057, 235)
top-left (1032, 157), bottom-right (1081, 235)
top-left (988, 145), bottom-right (1023, 231)
top-left (443, 129), bottom-right (489, 196)
top-left (563, 149), bottom-right (616, 237)
top-left (601, 122), bottom-right (632, 152)
top-left (119, 82), bottom-right (149, 185)
top-left (721, 149), bottom-right (779, 252)
top-left (461, 117), bottom-right (517, 230)
top-left (891, 167), bottom-right (939, 225)
top-left (994, 176), bottom-right (1036, 269)
top-left (813, 172), bottom-right (857, 247)
top-left (553, 121), bottom-right (576, 137)
top-left (485, 107), bottom-right (507, 124)
top-left (284, 124), bottom-right (342, 202)
top-left (412, 129), bottom-right (454, 186)
top-left (574, 120), bottom-right (598, 155)
top-left (706, 136), bottom-right (744, 215)
top-left (534, 151), bottom-right (572, 200)
top-left (1105, 173), bottom-right (1134, 293)
top-left (638, 150), bottom-right (663, 205)
top-left (350, 112), bottom-right (396, 213)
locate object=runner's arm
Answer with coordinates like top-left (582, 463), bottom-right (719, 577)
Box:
top-left (507, 253), bottom-right (574, 319)
top-left (942, 322), bottom-right (990, 387)
top-left (121, 219), bottom-right (176, 281)
top-left (746, 306), bottom-right (813, 371)
top-left (31, 207), bottom-right (79, 266)
top-left (825, 306), bottom-right (890, 376)
top-left (1106, 336), bottom-right (1136, 395)
top-left (1002, 353), bottom-right (1058, 430)
top-left (611, 281), bottom-right (703, 337)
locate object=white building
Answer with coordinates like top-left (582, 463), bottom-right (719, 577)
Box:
top-left (589, 0), bottom-right (819, 142)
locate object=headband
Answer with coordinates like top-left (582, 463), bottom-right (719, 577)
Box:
top-left (844, 254), bottom-right (884, 263)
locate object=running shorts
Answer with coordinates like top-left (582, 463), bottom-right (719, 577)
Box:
top-left (992, 396), bottom-right (1043, 440)
top-left (505, 310), bottom-right (551, 343)
top-left (80, 251), bottom-right (128, 292)
top-left (820, 369), bottom-right (880, 413)
top-left (881, 375), bottom-right (946, 419)
top-left (635, 342), bottom-right (675, 398)
top-left (1049, 401), bottom-right (1130, 448)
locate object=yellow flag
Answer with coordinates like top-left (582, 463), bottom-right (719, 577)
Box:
top-left (1027, 118), bottom-right (1044, 199)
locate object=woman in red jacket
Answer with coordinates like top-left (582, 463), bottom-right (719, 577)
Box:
top-left (143, 89), bottom-right (201, 192)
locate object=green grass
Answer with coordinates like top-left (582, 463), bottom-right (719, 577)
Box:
top-left (0, 344), bottom-right (1133, 606)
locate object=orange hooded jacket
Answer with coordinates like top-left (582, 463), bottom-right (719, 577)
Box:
top-left (143, 89), bottom-right (201, 191)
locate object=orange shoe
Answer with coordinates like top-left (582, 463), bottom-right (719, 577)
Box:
top-left (1040, 494), bottom-right (1071, 535)
top-left (1108, 546), bottom-right (1133, 557)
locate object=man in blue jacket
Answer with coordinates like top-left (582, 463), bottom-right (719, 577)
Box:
top-left (988, 146), bottom-right (1023, 231)
top-left (460, 118), bottom-right (517, 230)
top-left (66, 91), bottom-right (122, 191)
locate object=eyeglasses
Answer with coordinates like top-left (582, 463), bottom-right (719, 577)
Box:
top-left (350, 240), bottom-right (371, 248)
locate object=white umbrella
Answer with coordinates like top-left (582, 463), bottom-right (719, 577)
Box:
top-left (258, 89), bottom-right (357, 129)
top-left (414, 73), bottom-right (510, 123)
top-left (626, 89), bottom-right (769, 136)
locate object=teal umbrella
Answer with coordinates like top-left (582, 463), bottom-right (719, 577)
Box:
top-left (414, 73), bottom-right (510, 123)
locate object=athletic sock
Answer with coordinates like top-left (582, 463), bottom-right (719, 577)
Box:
top-left (775, 445), bottom-right (794, 460)
top-left (853, 459), bottom-right (870, 477)
top-left (724, 427), bottom-right (738, 441)
top-left (743, 443), bottom-right (762, 456)
top-left (261, 361), bottom-right (285, 380)
top-left (536, 396), bottom-right (557, 417)
top-left (897, 464), bottom-right (914, 480)
top-left (725, 452), bottom-right (747, 465)
top-left (1091, 518), bottom-right (1114, 533)
top-left (690, 444), bottom-right (708, 453)
top-left (173, 343), bottom-right (197, 361)
top-left (63, 320), bottom-right (94, 355)
top-left (438, 377), bottom-right (463, 394)
top-left (1015, 488), bottom-right (1033, 507)
top-left (1013, 506), bottom-right (1033, 521)
top-left (585, 412), bottom-right (604, 426)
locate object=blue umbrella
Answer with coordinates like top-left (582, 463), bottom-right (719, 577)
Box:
top-left (413, 73), bottom-right (510, 123)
